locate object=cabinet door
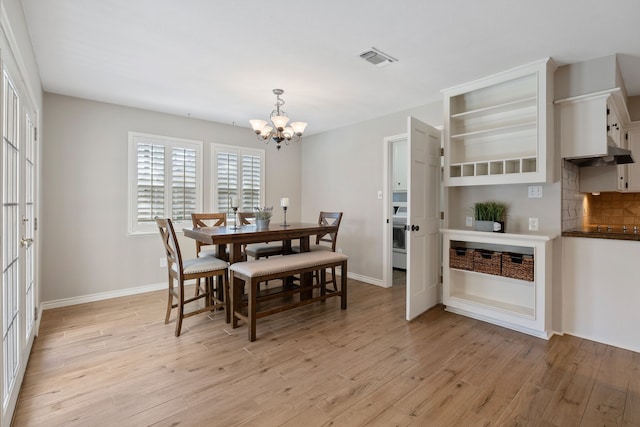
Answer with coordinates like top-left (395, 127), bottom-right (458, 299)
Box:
top-left (607, 102), bottom-right (622, 147)
top-left (626, 126), bottom-right (640, 191)
top-left (392, 139), bottom-right (407, 191)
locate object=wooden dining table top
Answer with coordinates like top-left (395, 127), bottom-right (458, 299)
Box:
top-left (182, 222), bottom-right (337, 246)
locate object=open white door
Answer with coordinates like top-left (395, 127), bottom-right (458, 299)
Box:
top-left (406, 116), bottom-right (441, 320)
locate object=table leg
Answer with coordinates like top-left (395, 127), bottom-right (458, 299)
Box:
top-left (299, 236), bottom-right (313, 299)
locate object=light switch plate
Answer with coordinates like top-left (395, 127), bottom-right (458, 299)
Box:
top-left (377, 190), bottom-right (383, 200)
top-left (528, 217), bottom-right (539, 231)
top-left (466, 216), bottom-right (473, 227)
top-left (528, 185), bottom-right (543, 198)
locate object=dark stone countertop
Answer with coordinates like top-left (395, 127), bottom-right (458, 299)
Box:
top-left (562, 226), bottom-right (640, 241)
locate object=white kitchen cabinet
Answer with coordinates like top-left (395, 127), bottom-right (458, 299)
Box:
top-left (442, 58), bottom-right (555, 186)
top-left (563, 237), bottom-right (640, 353)
top-left (442, 229), bottom-right (556, 339)
top-left (558, 89), bottom-right (628, 159)
top-left (392, 139), bottom-right (407, 191)
top-left (625, 123), bottom-right (640, 191)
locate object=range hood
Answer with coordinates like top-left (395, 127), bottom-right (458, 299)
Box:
top-left (565, 144), bottom-right (634, 167)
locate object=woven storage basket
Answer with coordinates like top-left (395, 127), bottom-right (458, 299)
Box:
top-left (501, 253), bottom-right (534, 281)
top-left (449, 247), bottom-right (474, 271)
top-left (473, 249), bottom-right (501, 276)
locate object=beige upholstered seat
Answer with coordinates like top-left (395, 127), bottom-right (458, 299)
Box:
top-left (156, 218), bottom-right (229, 336)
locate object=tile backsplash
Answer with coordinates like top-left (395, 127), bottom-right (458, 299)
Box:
top-left (584, 192), bottom-right (640, 227)
top-left (562, 161), bottom-right (582, 231)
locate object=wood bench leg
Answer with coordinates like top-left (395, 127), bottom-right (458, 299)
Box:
top-left (249, 278), bottom-right (257, 342)
top-left (320, 268), bottom-right (327, 302)
top-left (341, 261), bottom-right (347, 310)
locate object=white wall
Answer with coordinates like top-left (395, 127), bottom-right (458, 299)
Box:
top-left (300, 103), bottom-right (442, 283)
top-left (41, 93), bottom-right (302, 303)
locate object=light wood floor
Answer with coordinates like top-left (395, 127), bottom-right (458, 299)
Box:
top-left (12, 278), bottom-right (640, 426)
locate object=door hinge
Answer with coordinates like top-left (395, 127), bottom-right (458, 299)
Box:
top-left (440, 212), bottom-right (444, 220)
top-left (34, 306), bottom-right (38, 320)
top-left (440, 147), bottom-right (444, 157)
top-left (34, 127), bottom-right (38, 142)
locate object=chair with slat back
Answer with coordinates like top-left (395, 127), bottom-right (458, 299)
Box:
top-left (156, 218), bottom-right (229, 336)
top-left (191, 213), bottom-right (227, 297)
top-left (238, 212), bottom-right (284, 260)
top-left (292, 211), bottom-right (344, 290)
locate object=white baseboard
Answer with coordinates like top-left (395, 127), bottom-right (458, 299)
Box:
top-left (40, 270), bottom-right (385, 311)
top-left (346, 271), bottom-right (385, 287)
top-left (41, 282), bottom-right (167, 310)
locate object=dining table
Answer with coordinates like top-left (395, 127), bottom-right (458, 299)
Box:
top-left (183, 221), bottom-right (339, 299)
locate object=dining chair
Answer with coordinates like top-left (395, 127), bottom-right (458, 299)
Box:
top-left (191, 212), bottom-right (227, 297)
top-left (156, 218), bottom-right (229, 336)
top-left (238, 211), bottom-right (284, 260)
top-left (293, 211), bottom-right (344, 290)
top-left (191, 212), bottom-right (226, 258)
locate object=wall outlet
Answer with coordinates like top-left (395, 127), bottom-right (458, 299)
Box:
top-left (528, 185), bottom-right (543, 199)
top-left (160, 257), bottom-right (167, 268)
top-left (465, 216), bottom-right (473, 227)
top-left (528, 217), bottom-right (539, 231)
top-left (337, 248), bottom-right (343, 254)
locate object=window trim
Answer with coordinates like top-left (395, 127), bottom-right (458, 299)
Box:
top-left (127, 132), bottom-right (203, 236)
top-left (210, 143), bottom-right (265, 215)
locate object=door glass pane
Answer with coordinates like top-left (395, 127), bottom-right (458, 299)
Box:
top-left (2, 71), bottom-right (20, 406)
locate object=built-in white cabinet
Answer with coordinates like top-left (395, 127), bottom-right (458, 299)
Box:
top-left (626, 123), bottom-right (640, 192)
top-left (442, 58), bottom-right (555, 186)
top-left (558, 89), bottom-right (634, 193)
top-left (558, 89), bottom-right (628, 159)
top-left (392, 139), bottom-right (407, 191)
top-left (442, 229), bottom-right (556, 339)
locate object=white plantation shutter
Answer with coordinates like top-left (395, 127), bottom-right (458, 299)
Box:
top-left (136, 143), bottom-right (165, 222)
top-left (216, 151), bottom-right (238, 213)
top-left (242, 153), bottom-right (262, 211)
top-left (212, 144), bottom-right (264, 217)
top-left (171, 147), bottom-right (197, 220)
top-left (128, 133), bottom-right (202, 234)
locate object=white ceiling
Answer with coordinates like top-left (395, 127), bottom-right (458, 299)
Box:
top-left (19, 0), bottom-right (640, 135)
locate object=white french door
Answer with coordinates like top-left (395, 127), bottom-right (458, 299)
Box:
top-left (1, 63), bottom-right (38, 426)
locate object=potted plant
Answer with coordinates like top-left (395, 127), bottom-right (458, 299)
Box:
top-left (473, 201), bottom-right (506, 233)
top-left (254, 206), bottom-right (273, 229)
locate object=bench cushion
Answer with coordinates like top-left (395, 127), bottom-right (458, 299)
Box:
top-left (230, 251), bottom-right (347, 278)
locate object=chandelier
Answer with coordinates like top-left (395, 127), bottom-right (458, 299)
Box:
top-left (249, 89), bottom-right (307, 150)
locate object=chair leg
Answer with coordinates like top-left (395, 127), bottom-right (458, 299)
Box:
top-left (175, 280), bottom-right (185, 337)
top-left (195, 278), bottom-right (201, 297)
top-left (223, 271), bottom-right (230, 324)
top-left (231, 272), bottom-right (240, 329)
top-left (165, 274), bottom-right (173, 324)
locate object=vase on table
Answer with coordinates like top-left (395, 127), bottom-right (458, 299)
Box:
top-left (256, 219), bottom-right (270, 230)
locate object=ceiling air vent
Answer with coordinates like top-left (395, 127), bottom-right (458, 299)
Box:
top-left (359, 47), bottom-right (397, 68)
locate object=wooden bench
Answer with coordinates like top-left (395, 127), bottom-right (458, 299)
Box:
top-left (229, 251), bottom-right (348, 341)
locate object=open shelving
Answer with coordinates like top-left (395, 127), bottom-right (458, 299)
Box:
top-left (443, 58), bottom-right (555, 186)
top-left (442, 229), bottom-right (556, 339)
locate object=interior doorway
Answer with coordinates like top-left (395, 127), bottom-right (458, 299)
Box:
top-left (382, 117), bottom-right (441, 321)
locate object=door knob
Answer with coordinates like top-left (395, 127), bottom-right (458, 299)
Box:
top-left (20, 237), bottom-right (34, 247)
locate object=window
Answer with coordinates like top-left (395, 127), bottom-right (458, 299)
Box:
top-left (128, 132), bottom-right (202, 235)
top-left (211, 144), bottom-right (265, 218)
